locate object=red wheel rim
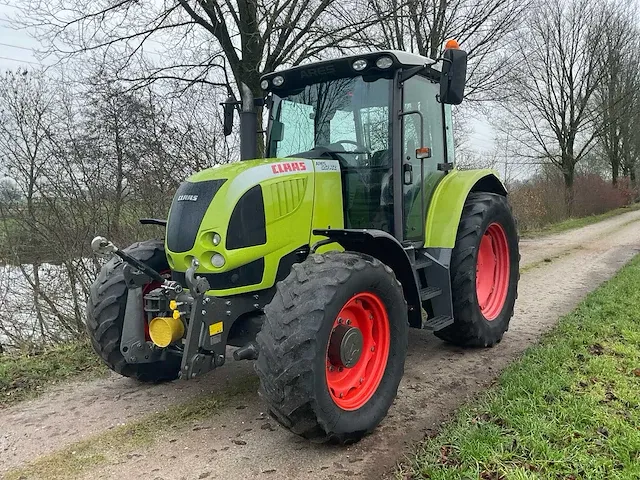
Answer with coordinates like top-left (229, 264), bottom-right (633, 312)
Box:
top-left (475, 222), bottom-right (510, 321)
top-left (141, 269), bottom-right (171, 340)
top-left (325, 292), bottom-right (390, 411)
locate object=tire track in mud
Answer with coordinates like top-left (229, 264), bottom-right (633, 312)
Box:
top-left (3, 209), bottom-right (640, 479)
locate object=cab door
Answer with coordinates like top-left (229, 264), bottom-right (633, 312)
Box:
top-left (401, 75), bottom-right (447, 243)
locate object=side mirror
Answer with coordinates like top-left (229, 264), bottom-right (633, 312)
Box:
top-left (439, 48), bottom-right (468, 105)
top-left (222, 96), bottom-right (235, 136)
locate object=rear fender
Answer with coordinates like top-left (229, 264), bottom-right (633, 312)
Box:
top-left (425, 169), bottom-right (507, 248)
top-left (312, 228), bottom-right (421, 328)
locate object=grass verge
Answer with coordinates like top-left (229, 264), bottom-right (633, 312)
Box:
top-left (521, 203), bottom-right (640, 238)
top-left (400, 254), bottom-right (640, 480)
top-left (0, 340), bottom-right (107, 407)
top-left (5, 374), bottom-right (259, 480)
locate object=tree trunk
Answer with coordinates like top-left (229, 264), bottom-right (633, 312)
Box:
top-left (32, 262), bottom-right (47, 343)
top-left (612, 160), bottom-right (619, 186)
top-left (563, 166), bottom-right (575, 216)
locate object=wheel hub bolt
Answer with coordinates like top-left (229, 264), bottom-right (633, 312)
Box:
top-left (359, 378), bottom-right (364, 384)
top-left (338, 318), bottom-right (343, 324)
top-left (339, 393), bottom-right (344, 398)
top-left (346, 319), bottom-right (351, 325)
top-left (339, 367), bottom-right (343, 372)
top-left (371, 346), bottom-right (375, 352)
top-left (328, 365), bottom-right (334, 371)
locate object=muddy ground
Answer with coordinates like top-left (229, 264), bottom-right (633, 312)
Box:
top-left (2, 208), bottom-right (640, 479)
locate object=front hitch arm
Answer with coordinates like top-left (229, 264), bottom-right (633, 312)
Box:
top-left (180, 258), bottom-right (225, 379)
top-left (91, 236), bottom-right (182, 292)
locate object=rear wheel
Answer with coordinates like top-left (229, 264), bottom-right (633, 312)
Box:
top-left (255, 252), bottom-right (408, 444)
top-left (435, 192), bottom-right (519, 347)
top-left (85, 239), bottom-right (182, 382)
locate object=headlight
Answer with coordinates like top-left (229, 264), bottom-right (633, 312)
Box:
top-left (352, 59), bottom-right (368, 71)
top-left (260, 79), bottom-right (269, 89)
top-left (272, 75), bottom-right (284, 87)
top-left (376, 56), bottom-right (393, 69)
top-left (211, 253), bottom-right (225, 268)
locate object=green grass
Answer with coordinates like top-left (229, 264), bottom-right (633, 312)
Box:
top-left (400, 254), bottom-right (640, 480)
top-left (0, 340), bottom-right (107, 407)
top-left (5, 374), bottom-right (259, 480)
top-left (521, 203), bottom-right (640, 238)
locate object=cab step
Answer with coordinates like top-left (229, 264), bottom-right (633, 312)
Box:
top-left (414, 254), bottom-right (433, 270)
top-left (420, 286), bottom-right (442, 301)
top-left (422, 315), bottom-right (454, 331)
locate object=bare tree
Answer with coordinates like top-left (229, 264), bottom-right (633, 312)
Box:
top-left (0, 70), bottom-right (77, 345)
top-left (366, 0), bottom-right (529, 99)
top-left (502, 0), bottom-right (609, 211)
top-left (17, 0), bottom-right (377, 101)
top-left (0, 67), bottom-right (230, 348)
top-left (594, 1), bottom-right (640, 186)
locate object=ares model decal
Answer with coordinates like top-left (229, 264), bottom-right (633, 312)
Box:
top-left (314, 160), bottom-right (340, 172)
top-left (300, 64), bottom-right (336, 79)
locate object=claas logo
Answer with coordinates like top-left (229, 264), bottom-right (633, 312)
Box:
top-left (271, 161), bottom-right (307, 174)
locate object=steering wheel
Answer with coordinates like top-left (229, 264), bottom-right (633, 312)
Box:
top-left (333, 139), bottom-right (372, 156)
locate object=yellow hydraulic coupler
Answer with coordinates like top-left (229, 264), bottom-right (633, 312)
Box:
top-left (148, 316), bottom-right (185, 347)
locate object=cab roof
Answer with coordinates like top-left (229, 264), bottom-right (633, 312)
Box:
top-left (260, 50), bottom-right (438, 93)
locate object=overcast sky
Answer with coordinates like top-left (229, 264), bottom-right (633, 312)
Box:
top-left (0, 2), bottom-right (44, 69)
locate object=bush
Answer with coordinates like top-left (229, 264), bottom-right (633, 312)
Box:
top-left (509, 174), bottom-right (637, 231)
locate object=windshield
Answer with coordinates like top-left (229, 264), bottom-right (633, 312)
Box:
top-left (267, 77), bottom-right (392, 167)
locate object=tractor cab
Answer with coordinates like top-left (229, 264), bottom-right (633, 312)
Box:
top-left (227, 47), bottom-right (468, 245)
top-left (261, 49), bottom-right (467, 245)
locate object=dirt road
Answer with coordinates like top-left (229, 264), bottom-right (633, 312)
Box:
top-left (3, 208), bottom-right (640, 480)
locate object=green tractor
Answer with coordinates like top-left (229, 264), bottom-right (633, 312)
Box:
top-left (87, 42), bottom-right (519, 444)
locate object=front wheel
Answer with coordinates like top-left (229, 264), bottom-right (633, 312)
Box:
top-left (85, 239), bottom-right (182, 382)
top-left (255, 252), bottom-right (408, 444)
top-left (435, 192), bottom-right (520, 347)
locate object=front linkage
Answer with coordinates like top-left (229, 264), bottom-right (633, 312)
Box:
top-left (91, 236), bottom-right (254, 379)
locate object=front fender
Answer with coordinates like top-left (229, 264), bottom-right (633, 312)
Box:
top-left (313, 228), bottom-right (422, 328)
top-left (424, 169), bottom-right (507, 248)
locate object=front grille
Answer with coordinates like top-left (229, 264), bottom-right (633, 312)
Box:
top-left (269, 177), bottom-right (307, 219)
top-left (172, 257), bottom-right (264, 290)
top-left (166, 179), bottom-right (226, 253)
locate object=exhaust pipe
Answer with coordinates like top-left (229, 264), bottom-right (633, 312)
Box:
top-left (239, 82), bottom-right (257, 161)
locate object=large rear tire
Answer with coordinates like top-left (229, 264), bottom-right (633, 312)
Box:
top-left (435, 192), bottom-right (519, 347)
top-left (85, 239), bottom-right (182, 382)
top-left (255, 252), bottom-right (408, 444)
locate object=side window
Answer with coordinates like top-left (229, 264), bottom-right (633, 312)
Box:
top-left (402, 76), bottom-right (445, 166)
top-left (402, 76), bottom-right (446, 241)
